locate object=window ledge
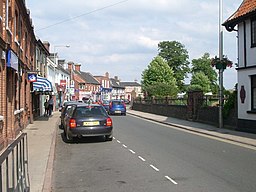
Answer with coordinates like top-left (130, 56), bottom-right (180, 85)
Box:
top-left (247, 110), bottom-right (256, 114)
top-left (0, 115), bottom-right (3, 121)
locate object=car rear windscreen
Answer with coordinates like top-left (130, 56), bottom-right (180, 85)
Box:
top-left (75, 106), bottom-right (107, 117)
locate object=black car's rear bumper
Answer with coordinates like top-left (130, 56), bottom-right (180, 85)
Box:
top-left (68, 126), bottom-right (113, 137)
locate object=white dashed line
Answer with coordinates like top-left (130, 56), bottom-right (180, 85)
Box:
top-left (150, 164), bottom-right (159, 172)
top-left (138, 156), bottom-right (146, 162)
top-left (129, 149), bottom-right (136, 154)
top-left (113, 137), bottom-right (115, 140)
top-left (165, 176), bottom-right (178, 185)
top-left (115, 138), bottom-right (177, 185)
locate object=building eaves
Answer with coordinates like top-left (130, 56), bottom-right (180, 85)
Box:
top-left (223, 0), bottom-right (256, 31)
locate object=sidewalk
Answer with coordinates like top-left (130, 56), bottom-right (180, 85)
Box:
top-left (23, 109), bottom-right (256, 192)
top-left (127, 109), bottom-right (256, 147)
top-left (24, 112), bottom-right (59, 192)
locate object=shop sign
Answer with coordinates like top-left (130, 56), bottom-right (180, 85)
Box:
top-left (60, 80), bottom-right (66, 86)
top-left (28, 73), bottom-right (37, 82)
top-left (7, 50), bottom-right (18, 71)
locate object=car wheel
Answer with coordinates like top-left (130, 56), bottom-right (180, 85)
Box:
top-left (105, 134), bottom-right (113, 141)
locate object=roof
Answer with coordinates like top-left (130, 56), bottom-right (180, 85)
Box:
top-left (120, 82), bottom-right (141, 87)
top-left (80, 72), bottom-right (100, 85)
top-left (223, 0), bottom-right (256, 31)
top-left (110, 78), bottom-right (125, 89)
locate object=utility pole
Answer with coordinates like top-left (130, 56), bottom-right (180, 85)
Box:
top-left (219, 0), bottom-right (224, 128)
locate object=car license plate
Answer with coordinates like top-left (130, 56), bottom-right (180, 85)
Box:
top-left (115, 110), bottom-right (121, 113)
top-left (83, 121), bottom-right (99, 126)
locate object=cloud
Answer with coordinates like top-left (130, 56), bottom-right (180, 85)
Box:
top-left (26, 0), bottom-right (242, 89)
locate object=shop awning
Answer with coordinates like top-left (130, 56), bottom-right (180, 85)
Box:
top-left (33, 76), bottom-right (53, 92)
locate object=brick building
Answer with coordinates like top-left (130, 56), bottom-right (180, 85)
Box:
top-left (0, 0), bottom-right (36, 150)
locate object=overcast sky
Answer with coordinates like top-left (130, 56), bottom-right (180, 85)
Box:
top-left (26, 0), bottom-right (242, 89)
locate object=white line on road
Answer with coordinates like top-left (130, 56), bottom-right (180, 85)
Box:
top-left (117, 140), bottom-right (121, 143)
top-left (129, 149), bottom-right (136, 154)
top-left (113, 137), bottom-right (115, 140)
top-left (122, 144), bottom-right (127, 148)
top-left (165, 176), bottom-right (178, 185)
top-left (150, 164), bottom-right (159, 172)
top-left (138, 156), bottom-right (146, 162)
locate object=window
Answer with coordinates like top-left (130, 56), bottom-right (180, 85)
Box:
top-left (252, 75), bottom-right (256, 111)
top-left (251, 18), bottom-right (256, 47)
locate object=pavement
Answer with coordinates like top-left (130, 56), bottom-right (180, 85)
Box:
top-left (23, 109), bottom-right (256, 192)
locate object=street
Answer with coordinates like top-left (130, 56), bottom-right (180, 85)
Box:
top-left (52, 114), bottom-right (256, 192)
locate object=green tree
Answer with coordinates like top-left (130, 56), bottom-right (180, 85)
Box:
top-left (188, 72), bottom-right (211, 93)
top-left (191, 53), bottom-right (218, 93)
top-left (158, 41), bottom-right (190, 91)
top-left (141, 56), bottom-right (177, 97)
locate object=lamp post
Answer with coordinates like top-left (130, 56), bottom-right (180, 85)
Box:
top-left (218, 0), bottom-right (224, 128)
top-left (53, 45), bottom-right (70, 109)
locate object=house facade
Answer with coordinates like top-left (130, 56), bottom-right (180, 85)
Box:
top-left (0, 0), bottom-right (36, 150)
top-left (110, 76), bottom-right (125, 100)
top-left (120, 81), bottom-right (143, 102)
top-left (223, 0), bottom-right (256, 133)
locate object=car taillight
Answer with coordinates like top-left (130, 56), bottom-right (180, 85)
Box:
top-left (106, 118), bottom-right (112, 126)
top-left (69, 119), bottom-right (76, 128)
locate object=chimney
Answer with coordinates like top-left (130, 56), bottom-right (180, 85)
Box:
top-left (75, 63), bottom-right (81, 71)
top-left (43, 41), bottom-right (50, 52)
top-left (68, 61), bottom-right (74, 71)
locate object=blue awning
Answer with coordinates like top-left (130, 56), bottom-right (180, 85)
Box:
top-left (33, 76), bottom-right (53, 92)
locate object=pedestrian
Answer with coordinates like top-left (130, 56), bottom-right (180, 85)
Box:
top-left (44, 99), bottom-right (49, 117)
top-left (48, 96), bottom-right (54, 116)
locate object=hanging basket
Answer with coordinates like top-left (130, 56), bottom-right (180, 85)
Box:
top-left (215, 63), bottom-right (226, 70)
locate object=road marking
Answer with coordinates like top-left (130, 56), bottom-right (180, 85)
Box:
top-left (129, 149), bottom-right (136, 154)
top-left (117, 140), bottom-right (121, 143)
top-left (165, 176), bottom-right (178, 185)
top-left (113, 137), bottom-right (115, 140)
top-left (122, 144), bottom-right (127, 148)
top-left (138, 156), bottom-right (146, 162)
top-left (150, 164), bottom-right (159, 172)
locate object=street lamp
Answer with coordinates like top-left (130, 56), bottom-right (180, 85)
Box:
top-left (218, 0), bottom-right (224, 128)
top-left (53, 45), bottom-right (70, 109)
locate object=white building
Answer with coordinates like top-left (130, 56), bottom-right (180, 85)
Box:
top-left (223, 0), bottom-right (256, 133)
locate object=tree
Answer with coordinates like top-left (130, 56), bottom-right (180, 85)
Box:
top-left (141, 56), bottom-right (177, 97)
top-left (191, 53), bottom-right (218, 93)
top-left (158, 41), bottom-right (190, 91)
top-left (188, 72), bottom-right (211, 93)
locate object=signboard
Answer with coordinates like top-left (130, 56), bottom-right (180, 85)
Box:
top-left (60, 80), bottom-right (66, 86)
top-left (7, 50), bottom-right (18, 71)
top-left (28, 74), bottom-right (37, 82)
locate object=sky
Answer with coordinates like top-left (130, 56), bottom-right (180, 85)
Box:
top-left (26, 0), bottom-right (242, 89)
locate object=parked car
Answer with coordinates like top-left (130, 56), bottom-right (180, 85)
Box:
top-left (102, 100), bottom-right (110, 112)
top-left (63, 104), bottom-right (113, 142)
top-left (59, 100), bottom-right (78, 112)
top-left (108, 100), bottom-right (126, 115)
top-left (59, 101), bottom-right (80, 129)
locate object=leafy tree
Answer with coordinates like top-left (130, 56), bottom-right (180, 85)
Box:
top-left (158, 41), bottom-right (190, 91)
top-left (191, 53), bottom-right (218, 93)
top-left (141, 56), bottom-right (177, 97)
top-left (188, 72), bottom-right (211, 93)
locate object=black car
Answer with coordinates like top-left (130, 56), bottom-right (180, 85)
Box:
top-left (63, 104), bottom-right (113, 142)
